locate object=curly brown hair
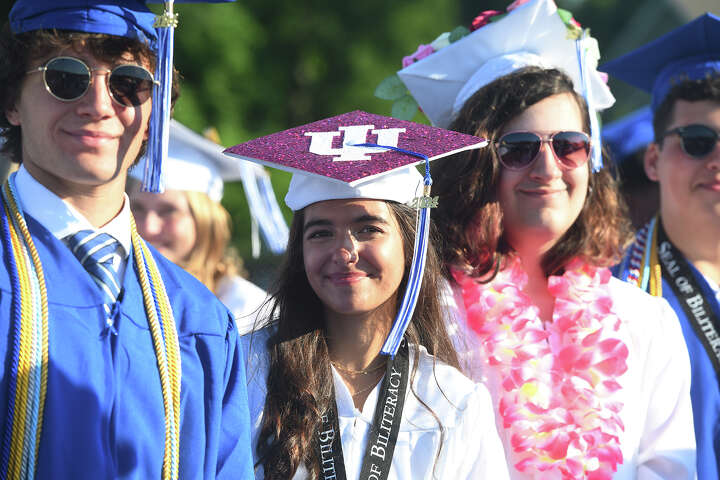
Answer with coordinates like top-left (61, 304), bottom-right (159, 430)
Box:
top-left (252, 201), bottom-right (459, 478)
top-left (0, 24), bottom-right (180, 163)
top-left (432, 67), bottom-right (632, 280)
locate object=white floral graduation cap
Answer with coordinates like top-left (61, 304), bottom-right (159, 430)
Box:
top-left (132, 120), bottom-right (289, 256)
top-left (224, 110), bottom-right (486, 356)
top-left (377, 0), bottom-right (615, 170)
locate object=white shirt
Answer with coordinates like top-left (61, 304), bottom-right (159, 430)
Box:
top-left (14, 166), bottom-right (132, 278)
top-left (215, 275), bottom-right (268, 333)
top-left (443, 277), bottom-right (697, 479)
top-left (242, 326), bottom-right (511, 479)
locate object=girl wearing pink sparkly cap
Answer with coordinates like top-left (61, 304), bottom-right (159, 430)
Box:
top-left (225, 111), bottom-right (511, 479)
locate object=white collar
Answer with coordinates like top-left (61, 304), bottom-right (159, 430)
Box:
top-left (13, 166), bottom-right (132, 258)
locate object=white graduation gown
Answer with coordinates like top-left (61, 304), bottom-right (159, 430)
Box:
top-left (216, 275), bottom-right (268, 333)
top-left (443, 277), bottom-right (696, 479)
top-left (241, 326), bottom-right (510, 479)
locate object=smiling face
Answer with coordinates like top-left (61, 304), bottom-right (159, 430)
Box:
top-left (302, 199), bottom-right (405, 321)
top-left (129, 188), bottom-right (198, 264)
top-left (498, 92), bottom-right (590, 254)
top-left (645, 99), bottom-right (720, 228)
top-left (5, 46), bottom-right (152, 198)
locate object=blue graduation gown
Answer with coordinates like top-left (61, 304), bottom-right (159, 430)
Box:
top-left (0, 213), bottom-right (254, 479)
top-left (615, 246), bottom-right (720, 480)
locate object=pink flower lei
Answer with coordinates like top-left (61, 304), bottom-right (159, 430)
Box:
top-left (453, 258), bottom-right (628, 479)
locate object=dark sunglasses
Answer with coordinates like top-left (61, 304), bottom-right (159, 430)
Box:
top-left (661, 124), bottom-right (719, 158)
top-left (27, 56), bottom-right (157, 108)
top-left (494, 131), bottom-right (591, 170)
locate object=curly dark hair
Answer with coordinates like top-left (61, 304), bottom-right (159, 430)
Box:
top-left (0, 24), bottom-right (180, 163)
top-left (653, 73), bottom-right (720, 142)
top-left (251, 201), bottom-right (459, 478)
top-left (432, 66), bottom-right (632, 279)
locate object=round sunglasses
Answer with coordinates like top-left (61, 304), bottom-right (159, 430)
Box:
top-left (494, 131), bottom-right (591, 170)
top-left (26, 56), bottom-right (157, 108)
top-left (661, 124), bottom-right (719, 158)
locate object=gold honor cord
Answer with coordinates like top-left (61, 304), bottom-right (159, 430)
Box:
top-left (131, 217), bottom-right (182, 480)
top-left (1, 180), bottom-right (49, 480)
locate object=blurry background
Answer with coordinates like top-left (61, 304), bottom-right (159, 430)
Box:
top-left (1, 0), bottom-right (717, 286)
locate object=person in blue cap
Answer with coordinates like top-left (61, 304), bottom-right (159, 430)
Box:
top-left (603, 107), bottom-right (659, 228)
top-left (0, 1), bottom-right (253, 479)
top-left (604, 13), bottom-right (720, 480)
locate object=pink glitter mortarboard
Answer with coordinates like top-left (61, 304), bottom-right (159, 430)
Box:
top-left (224, 110), bottom-right (486, 210)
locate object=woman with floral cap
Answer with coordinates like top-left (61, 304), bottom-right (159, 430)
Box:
top-left (386, 0), bottom-right (697, 478)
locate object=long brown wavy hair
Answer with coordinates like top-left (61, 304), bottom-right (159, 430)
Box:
top-left (253, 201), bottom-right (459, 478)
top-left (433, 67), bottom-right (632, 280)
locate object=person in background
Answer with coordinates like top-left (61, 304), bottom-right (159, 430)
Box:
top-left (604, 13), bottom-right (720, 479)
top-left (227, 111), bottom-right (510, 479)
top-left (393, 0), bottom-right (697, 477)
top-left (129, 119), bottom-right (267, 328)
top-left (0, 1), bottom-right (253, 478)
top-left (603, 106), bottom-right (659, 228)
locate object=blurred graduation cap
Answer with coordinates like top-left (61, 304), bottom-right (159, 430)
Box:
top-left (224, 110), bottom-right (487, 356)
top-left (601, 13), bottom-right (720, 112)
top-left (132, 119), bottom-right (289, 256)
top-left (603, 106), bottom-right (654, 165)
top-left (9, 0), bottom-right (234, 193)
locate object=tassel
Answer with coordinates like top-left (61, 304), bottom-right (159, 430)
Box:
top-left (575, 33), bottom-right (603, 172)
top-left (238, 163), bottom-right (289, 256)
top-left (144, 2), bottom-right (178, 192)
top-left (352, 143), bottom-right (436, 357)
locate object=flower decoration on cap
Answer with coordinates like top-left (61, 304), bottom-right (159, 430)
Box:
top-left (375, 0), bottom-right (596, 124)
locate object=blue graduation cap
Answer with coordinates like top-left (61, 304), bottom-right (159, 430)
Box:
top-left (9, 0), bottom-right (234, 193)
top-left (601, 13), bottom-right (720, 112)
top-left (603, 106), bottom-right (653, 165)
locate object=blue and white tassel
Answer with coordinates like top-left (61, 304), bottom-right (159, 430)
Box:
top-left (353, 143), bottom-right (435, 357)
top-left (144, 2), bottom-right (178, 192)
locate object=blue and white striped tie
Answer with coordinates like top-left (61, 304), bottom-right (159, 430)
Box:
top-left (67, 230), bottom-right (123, 331)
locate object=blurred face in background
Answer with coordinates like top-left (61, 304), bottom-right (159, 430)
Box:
top-left (129, 187), bottom-right (197, 264)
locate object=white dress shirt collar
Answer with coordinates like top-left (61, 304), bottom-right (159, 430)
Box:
top-left (13, 165), bottom-right (132, 259)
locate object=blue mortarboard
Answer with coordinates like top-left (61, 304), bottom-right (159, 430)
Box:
top-left (603, 106), bottom-right (653, 164)
top-left (9, 0), bottom-right (234, 193)
top-left (601, 13), bottom-right (720, 112)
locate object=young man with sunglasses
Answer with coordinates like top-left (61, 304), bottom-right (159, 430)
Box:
top-left (0, 1), bottom-right (253, 479)
top-left (605, 13), bottom-right (720, 479)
